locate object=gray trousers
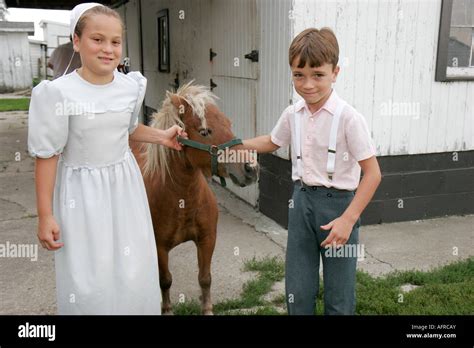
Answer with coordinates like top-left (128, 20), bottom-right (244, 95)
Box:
top-left (285, 181), bottom-right (360, 315)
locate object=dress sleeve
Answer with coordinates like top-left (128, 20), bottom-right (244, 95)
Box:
top-left (127, 71), bottom-right (147, 134)
top-left (27, 80), bottom-right (69, 158)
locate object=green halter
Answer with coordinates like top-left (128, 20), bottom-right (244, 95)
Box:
top-left (177, 136), bottom-right (243, 187)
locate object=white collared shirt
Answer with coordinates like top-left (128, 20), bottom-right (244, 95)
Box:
top-left (270, 90), bottom-right (376, 191)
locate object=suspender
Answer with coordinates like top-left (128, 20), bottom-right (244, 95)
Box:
top-left (294, 101), bottom-right (347, 181)
top-left (294, 105), bottom-right (303, 180)
top-left (327, 101), bottom-right (346, 180)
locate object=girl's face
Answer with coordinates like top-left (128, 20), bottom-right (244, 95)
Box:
top-left (73, 14), bottom-right (123, 77)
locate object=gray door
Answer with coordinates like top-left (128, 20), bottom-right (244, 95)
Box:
top-left (210, 0), bottom-right (259, 206)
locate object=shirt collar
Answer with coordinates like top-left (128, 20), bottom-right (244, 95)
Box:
top-left (293, 89), bottom-right (341, 116)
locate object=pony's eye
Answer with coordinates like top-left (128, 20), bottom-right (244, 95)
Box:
top-left (199, 128), bottom-right (212, 137)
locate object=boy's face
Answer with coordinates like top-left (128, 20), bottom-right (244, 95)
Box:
top-left (291, 59), bottom-right (339, 109)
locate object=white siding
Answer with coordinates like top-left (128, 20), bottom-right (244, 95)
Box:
top-left (41, 21), bottom-right (69, 78)
top-left (0, 32), bottom-right (32, 91)
top-left (210, 0), bottom-right (259, 206)
top-left (211, 0), bottom-right (257, 79)
top-left (257, 0), bottom-right (293, 159)
top-left (140, 0), bottom-right (212, 110)
top-left (292, 0), bottom-right (474, 155)
top-left (29, 42), bottom-right (43, 79)
top-left (115, 5), bottom-right (127, 61)
top-left (41, 21), bottom-right (69, 57)
top-left (117, 0), bottom-right (145, 124)
top-left (125, 0), bottom-right (142, 72)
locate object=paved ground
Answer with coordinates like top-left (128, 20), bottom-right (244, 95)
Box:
top-left (0, 89), bottom-right (31, 99)
top-left (0, 109), bottom-right (472, 314)
top-left (215, 183), bottom-right (474, 276)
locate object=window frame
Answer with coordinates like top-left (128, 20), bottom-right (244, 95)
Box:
top-left (157, 9), bottom-right (170, 73)
top-left (436, 0), bottom-right (474, 81)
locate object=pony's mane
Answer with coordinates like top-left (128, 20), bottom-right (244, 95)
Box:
top-left (143, 81), bottom-right (218, 181)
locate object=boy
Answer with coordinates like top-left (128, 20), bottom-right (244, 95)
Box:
top-left (242, 28), bottom-right (381, 315)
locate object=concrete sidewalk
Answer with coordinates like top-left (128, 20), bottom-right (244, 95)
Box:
top-left (214, 183), bottom-right (474, 276)
top-left (0, 110), bottom-right (472, 314)
top-left (0, 110), bottom-right (283, 314)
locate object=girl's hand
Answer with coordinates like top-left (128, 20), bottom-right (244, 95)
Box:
top-left (37, 215), bottom-right (64, 251)
top-left (161, 125), bottom-right (188, 151)
top-left (320, 215), bottom-right (355, 248)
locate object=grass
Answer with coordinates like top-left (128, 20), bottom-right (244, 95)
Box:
top-left (172, 256), bottom-right (474, 315)
top-left (0, 98), bottom-right (30, 112)
top-left (354, 257), bottom-right (474, 315)
top-left (32, 78), bottom-right (41, 87)
top-left (174, 256), bottom-right (285, 315)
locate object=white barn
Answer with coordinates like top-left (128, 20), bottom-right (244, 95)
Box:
top-left (39, 20), bottom-right (70, 78)
top-left (8, 0), bottom-right (473, 226)
top-left (115, 0), bottom-right (474, 226)
top-left (39, 19), bottom-right (70, 58)
top-left (0, 21), bottom-right (34, 92)
top-left (28, 38), bottom-right (47, 80)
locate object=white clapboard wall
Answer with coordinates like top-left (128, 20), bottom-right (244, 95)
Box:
top-left (210, 0), bottom-right (259, 206)
top-left (291, 0), bottom-right (473, 156)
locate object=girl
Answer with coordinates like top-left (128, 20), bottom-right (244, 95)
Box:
top-left (28, 3), bottom-right (186, 314)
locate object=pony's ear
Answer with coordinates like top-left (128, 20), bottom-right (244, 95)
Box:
top-left (167, 91), bottom-right (188, 117)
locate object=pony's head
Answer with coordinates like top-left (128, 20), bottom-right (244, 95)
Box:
top-left (144, 81), bottom-right (259, 187)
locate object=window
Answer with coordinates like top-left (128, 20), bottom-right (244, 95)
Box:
top-left (157, 9), bottom-right (170, 73)
top-left (436, 0), bottom-right (474, 81)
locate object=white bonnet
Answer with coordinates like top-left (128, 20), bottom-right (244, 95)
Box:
top-left (70, 2), bottom-right (105, 37)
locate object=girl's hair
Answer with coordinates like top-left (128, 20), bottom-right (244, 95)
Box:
top-left (289, 27), bottom-right (339, 70)
top-left (74, 5), bottom-right (124, 37)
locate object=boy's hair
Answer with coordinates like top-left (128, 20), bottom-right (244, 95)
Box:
top-left (289, 27), bottom-right (339, 70)
top-left (75, 6), bottom-right (124, 38)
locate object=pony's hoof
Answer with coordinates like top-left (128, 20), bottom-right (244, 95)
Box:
top-left (202, 310), bottom-right (214, 315)
top-left (162, 309), bottom-right (174, 315)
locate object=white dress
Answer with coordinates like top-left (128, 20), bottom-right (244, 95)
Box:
top-left (28, 70), bottom-right (162, 315)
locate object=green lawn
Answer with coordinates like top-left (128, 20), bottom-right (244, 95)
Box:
top-left (0, 98), bottom-right (30, 112)
top-left (353, 257), bottom-right (474, 315)
top-left (174, 256), bottom-right (285, 315)
top-left (173, 256), bottom-right (474, 315)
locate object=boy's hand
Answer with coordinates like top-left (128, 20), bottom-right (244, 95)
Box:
top-left (161, 125), bottom-right (188, 151)
top-left (37, 215), bottom-right (64, 251)
top-left (320, 215), bottom-right (355, 248)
